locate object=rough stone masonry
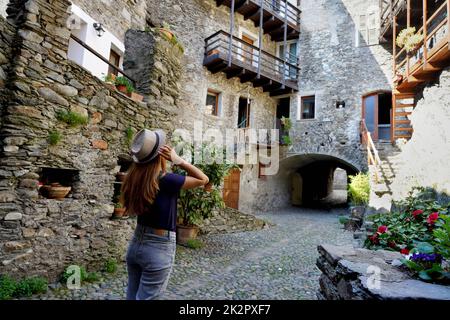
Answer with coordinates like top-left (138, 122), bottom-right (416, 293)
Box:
top-left (0, 0), bottom-right (181, 281)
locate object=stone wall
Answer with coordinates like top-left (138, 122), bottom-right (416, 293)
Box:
top-left (317, 244), bottom-right (450, 300)
top-left (0, 15), bottom-right (15, 129)
top-left (0, 0), bottom-right (178, 281)
top-left (70, 0), bottom-right (147, 41)
top-left (390, 67), bottom-right (450, 201)
top-left (290, 0), bottom-right (392, 166)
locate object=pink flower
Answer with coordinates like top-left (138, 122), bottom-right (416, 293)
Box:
top-left (427, 212), bottom-right (439, 225)
top-left (412, 209), bottom-right (423, 218)
top-left (369, 234), bottom-right (379, 244)
top-left (377, 225), bottom-right (388, 234)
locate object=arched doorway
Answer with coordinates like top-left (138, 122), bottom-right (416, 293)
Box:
top-left (362, 91), bottom-right (392, 142)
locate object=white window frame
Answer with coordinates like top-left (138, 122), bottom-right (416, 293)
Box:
top-left (297, 93), bottom-right (317, 121)
top-left (356, 5), bottom-right (380, 47)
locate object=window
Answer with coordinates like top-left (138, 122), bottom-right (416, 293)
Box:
top-left (108, 49), bottom-right (121, 76)
top-left (206, 89), bottom-right (220, 116)
top-left (278, 41), bottom-right (298, 79)
top-left (300, 96), bottom-right (315, 120)
top-left (238, 97), bottom-right (251, 128)
top-left (356, 7), bottom-right (379, 46)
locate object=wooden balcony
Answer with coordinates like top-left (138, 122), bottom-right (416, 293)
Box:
top-left (394, 1), bottom-right (450, 92)
top-left (380, 0), bottom-right (407, 42)
top-left (215, 0), bottom-right (301, 41)
top-left (203, 31), bottom-right (299, 96)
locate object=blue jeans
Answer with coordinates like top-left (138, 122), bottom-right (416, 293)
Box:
top-left (126, 224), bottom-right (176, 300)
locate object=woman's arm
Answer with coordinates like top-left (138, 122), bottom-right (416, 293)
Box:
top-left (158, 145), bottom-right (209, 190)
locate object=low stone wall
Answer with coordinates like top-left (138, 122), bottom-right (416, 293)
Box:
top-left (0, 0), bottom-right (179, 281)
top-left (317, 244), bottom-right (450, 300)
top-left (198, 207), bottom-right (269, 235)
top-left (0, 15), bottom-right (14, 123)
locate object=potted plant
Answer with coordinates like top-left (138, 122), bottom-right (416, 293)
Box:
top-left (113, 202), bottom-right (126, 219)
top-left (173, 141), bottom-right (237, 243)
top-left (346, 173), bottom-right (370, 230)
top-left (114, 76), bottom-right (134, 96)
top-left (158, 22), bottom-right (174, 40)
top-left (47, 182), bottom-right (71, 199)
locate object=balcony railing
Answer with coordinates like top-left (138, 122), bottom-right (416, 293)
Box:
top-left (394, 1), bottom-right (449, 90)
top-left (214, 0), bottom-right (301, 41)
top-left (380, 0), bottom-right (407, 40)
top-left (203, 30), bottom-right (299, 95)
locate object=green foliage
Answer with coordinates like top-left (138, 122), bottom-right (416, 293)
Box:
top-left (186, 239), bottom-right (203, 249)
top-left (115, 76), bottom-right (135, 93)
top-left (178, 188), bottom-right (224, 226)
top-left (281, 135), bottom-right (292, 146)
top-left (347, 173), bottom-right (370, 206)
top-left (48, 130), bottom-right (62, 145)
top-left (338, 216), bottom-right (350, 225)
top-left (103, 259), bottom-right (118, 274)
top-left (280, 116), bottom-right (292, 130)
top-left (56, 110), bottom-right (88, 127)
top-left (0, 275), bottom-right (48, 300)
top-left (147, 22), bottom-right (185, 54)
top-left (364, 187), bottom-right (450, 284)
top-left (103, 74), bottom-right (115, 84)
top-left (125, 127), bottom-right (134, 147)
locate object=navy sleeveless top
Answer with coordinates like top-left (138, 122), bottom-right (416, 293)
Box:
top-left (137, 173), bottom-right (186, 232)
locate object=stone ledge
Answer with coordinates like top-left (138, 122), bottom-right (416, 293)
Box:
top-left (317, 244), bottom-right (450, 300)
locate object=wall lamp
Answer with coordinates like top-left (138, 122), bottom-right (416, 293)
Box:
top-left (93, 22), bottom-right (105, 37)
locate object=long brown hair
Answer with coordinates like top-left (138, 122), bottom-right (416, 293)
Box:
top-left (120, 155), bottom-right (167, 216)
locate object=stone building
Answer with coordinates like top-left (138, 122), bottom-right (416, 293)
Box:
top-left (1, 0), bottom-right (449, 283)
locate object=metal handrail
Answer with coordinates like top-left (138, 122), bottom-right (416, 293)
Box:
top-left (360, 119), bottom-right (381, 183)
top-left (205, 30), bottom-right (300, 71)
top-left (69, 34), bottom-right (135, 85)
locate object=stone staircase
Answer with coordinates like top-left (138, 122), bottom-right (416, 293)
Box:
top-left (367, 141), bottom-right (402, 215)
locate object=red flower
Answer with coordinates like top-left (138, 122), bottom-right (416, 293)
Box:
top-left (427, 212), bottom-right (439, 225)
top-left (369, 233), bottom-right (379, 244)
top-left (412, 209), bottom-right (423, 218)
top-left (377, 225), bottom-right (388, 234)
top-left (388, 241), bottom-right (397, 249)
top-left (400, 248), bottom-right (410, 255)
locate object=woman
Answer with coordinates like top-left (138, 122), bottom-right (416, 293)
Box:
top-left (121, 129), bottom-right (209, 300)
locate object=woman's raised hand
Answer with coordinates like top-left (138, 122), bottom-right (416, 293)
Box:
top-left (158, 145), bottom-right (184, 165)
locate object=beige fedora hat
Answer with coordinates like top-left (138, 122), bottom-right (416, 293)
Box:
top-left (130, 129), bottom-right (166, 164)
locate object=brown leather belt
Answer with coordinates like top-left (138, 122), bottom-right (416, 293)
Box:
top-left (152, 228), bottom-right (169, 236)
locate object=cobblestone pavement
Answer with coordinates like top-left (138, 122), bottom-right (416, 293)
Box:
top-left (30, 207), bottom-right (353, 300)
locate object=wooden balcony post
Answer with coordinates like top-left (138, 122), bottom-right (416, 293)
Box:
top-left (228, 0), bottom-right (236, 67)
top-left (423, 0), bottom-right (427, 66)
top-left (257, 0), bottom-right (263, 78)
top-left (393, 15), bottom-right (397, 77)
top-left (282, 0), bottom-right (288, 89)
top-left (406, 0), bottom-right (410, 77)
top-left (447, 0), bottom-right (450, 43)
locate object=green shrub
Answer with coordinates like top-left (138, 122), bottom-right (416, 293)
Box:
top-left (103, 258), bottom-right (118, 274)
top-left (281, 135), bottom-right (292, 146)
top-left (61, 265), bottom-right (99, 285)
top-left (0, 275), bottom-right (17, 300)
top-left (84, 271), bottom-right (100, 283)
top-left (348, 173), bottom-right (370, 206)
top-left (56, 110), bottom-right (88, 127)
top-left (338, 216), bottom-right (350, 225)
top-left (125, 127), bottom-right (134, 147)
top-left (48, 130), bottom-right (62, 145)
top-left (186, 239), bottom-right (203, 250)
top-left (0, 275), bottom-right (47, 300)
top-left (115, 76), bottom-right (135, 93)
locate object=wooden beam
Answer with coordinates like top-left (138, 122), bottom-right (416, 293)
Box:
top-left (227, 67), bottom-right (245, 79)
top-left (244, 7), bottom-right (261, 20)
top-left (254, 78), bottom-right (271, 87)
top-left (263, 83), bottom-right (282, 92)
top-left (216, 0), bottom-right (225, 7)
top-left (234, 0), bottom-right (248, 11)
top-left (406, 0), bottom-right (411, 78)
top-left (240, 72), bottom-right (257, 83)
top-left (210, 63), bottom-right (228, 74)
top-left (423, 0), bottom-right (428, 66)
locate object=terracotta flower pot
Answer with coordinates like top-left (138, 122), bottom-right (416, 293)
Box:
top-left (130, 92), bottom-right (144, 102)
top-left (116, 84), bottom-right (128, 95)
top-left (113, 207), bottom-right (126, 218)
top-left (176, 225), bottom-right (199, 244)
top-left (47, 186), bottom-right (71, 199)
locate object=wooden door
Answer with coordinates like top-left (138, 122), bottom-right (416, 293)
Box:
top-left (241, 35), bottom-right (254, 64)
top-left (108, 49), bottom-right (121, 76)
top-left (223, 169), bottom-right (240, 209)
